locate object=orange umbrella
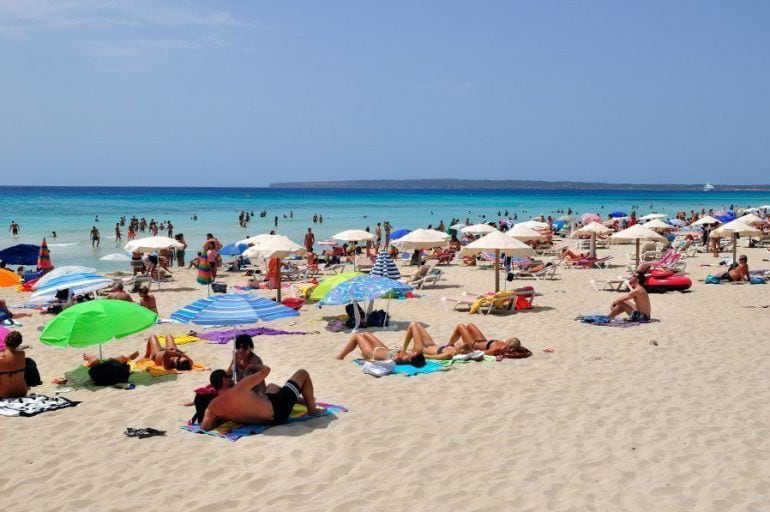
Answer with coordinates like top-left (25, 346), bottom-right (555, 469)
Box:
top-left (0, 269), bottom-right (21, 287)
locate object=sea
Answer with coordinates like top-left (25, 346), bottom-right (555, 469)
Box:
top-left (1, 186), bottom-right (768, 271)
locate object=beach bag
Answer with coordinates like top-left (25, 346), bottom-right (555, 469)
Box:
top-left (345, 303), bottom-right (366, 328)
top-left (366, 309), bottom-right (389, 327)
top-left (750, 276), bottom-right (766, 285)
top-left (211, 282), bottom-right (227, 293)
top-left (88, 360), bottom-right (130, 386)
top-left (705, 275), bottom-right (721, 284)
top-left (514, 296), bottom-right (532, 310)
top-left (24, 358), bottom-right (42, 387)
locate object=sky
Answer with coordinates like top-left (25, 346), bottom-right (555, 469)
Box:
top-left (1, 1), bottom-right (769, 186)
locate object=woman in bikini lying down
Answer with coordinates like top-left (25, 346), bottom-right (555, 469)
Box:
top-left (448, 323), bottom-right (532, 359)
top-left (336, 332), bottom-right (426, 367)
top-left (401, 321), bottom-right (471, 359)
top-left (145, 334), bottom-right (194, 371)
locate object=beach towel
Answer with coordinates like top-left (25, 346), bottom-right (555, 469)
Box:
top-left (434, 355), bottom-right (496, 366)
top-left (182, 402), bottom-right (347, 441)
top-left (132, 359), bottom-right (207, 377)
top-left (353, 358), bottom-right (448, 376)
top-left (160, 334), bottom-right (201, 346)
top-left (576, 315), bottom-right (658, 328)
top-left (200, 327), bottom-right (308, 344)
top-left (0, 394), bottom-right (80, 417)
top-left (63, 365), bottom-right (169, 389)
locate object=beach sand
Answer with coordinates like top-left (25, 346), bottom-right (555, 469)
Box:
top-left (2, 243), bottom-right (770, 511)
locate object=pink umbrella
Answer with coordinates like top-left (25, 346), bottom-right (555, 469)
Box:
top-left (581, 213), bottom-right (601, 224)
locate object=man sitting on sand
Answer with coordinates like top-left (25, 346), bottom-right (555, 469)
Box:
top-left (200, 367), bottom-right (325, 430)
top-left (720, 255), bottom-right (750, 282)
top-left (107, 282), bottom-right (133, 302)
top-left (608, 271), bottom-right (652, 321)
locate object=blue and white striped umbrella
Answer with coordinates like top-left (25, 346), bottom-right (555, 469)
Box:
top-left (31, 273), bottom-right (113, 303)
top-left (320, 275), bottom-right (412, 305)
top-left (370, 251), bottom-right (400, 280)
top-left (170, 293), bottom-right (299, 326)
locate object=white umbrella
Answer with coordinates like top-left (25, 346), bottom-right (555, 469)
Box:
top-left (643, 219), bottom-right (674, 232)
top-left (710, 220), bottom-right (763, 263)
top-left (34, 265), bottom-right (97, 289)
top-left (391, 229), bottom-right (450, 251)
top-left (460, 230), bottom-right (535, 292)
top-left (242, 235), bottom-right (305, 302)
top-left (236, 234), bottom-right (273, 247)
top-left (610, 225), bottom-right (668, 268)
top-left (690, 215), bottom-right (722, 226)
top-left (124, 236), bottom-right (183, 253)
top-left (505, 224), bottom-right (546, 242)
top-left (449, 223), bottom-right (467, 230)
top-left (333, 230), bottom-right (376, 272)
top-left (639, 213), bottom-right (668, 221)
top-left (100, 253), bottom-right (131, 262)
top-left (736, 213), bottom-right (765, 226)
top-left (461, 223), bottom-right (497, 235)
top-left (517, 220), bottom-right (549, 230)
top-left (571, 222), bottom-right (613, 260)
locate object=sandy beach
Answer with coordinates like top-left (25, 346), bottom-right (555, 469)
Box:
top-left (2, 241), bottom-right (769, 512)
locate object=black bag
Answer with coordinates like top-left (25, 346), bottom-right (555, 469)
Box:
top-left (24, 358), bottom-right (42, 387)
top-left (88, 360), bottom-right (130, 386)
top-left (211, 282), bottom-right (227, 293)
top-left (345, 303), bottom-right (366, 328)
top-left (366, 309), bottom-right (389, 327)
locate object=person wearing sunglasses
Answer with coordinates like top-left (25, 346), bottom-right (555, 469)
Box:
top-left (226, 334), bottom-right (266, 393)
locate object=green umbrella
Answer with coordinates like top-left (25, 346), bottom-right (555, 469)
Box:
top-left (41, 300), bottom-right (157, 357)
top-left (309, 271), bottom-right (363, 301)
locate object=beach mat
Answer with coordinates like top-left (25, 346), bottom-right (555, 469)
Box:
top-left (354, 358), bottom-right (448, 376)
top-left (182, 402), bottom-right (347, 441)
top-left (0, 394), bottom-right (80, 417)
top-left (63, 365), bottom-right (171, 389)
top-left (201, 327), bottom-right (309, 344)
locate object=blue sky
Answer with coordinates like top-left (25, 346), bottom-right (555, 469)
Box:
top-left (1, 1), bottom-right (769, 186)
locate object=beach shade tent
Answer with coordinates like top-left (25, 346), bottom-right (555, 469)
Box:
top-left (505, 224), bottom-right (546, 243)
top-left (0, 244), bottom-right (40, 266)
top-left (460, 224), bottom-right (497, 235)
top-left (609, 225), bottom-right (668, 268)
top-left (517, 220), bottom-right (550, 231)
top-left (581, 213), bottom-right (602, 224)
top-left (460, 230), bottom-right (535, 292)
top-left (37, 238), bottom-right (53, 271)
top-left (391, 229), bottom-right (450, 251)
top-left (643, 219), bottom-right (675, 232)
top-left (309, 271), bottom-right (364, 301)
top-left (170, 294), bottom-right (299, 382)
top-left (370, 251), bottom-right (401, 280)
top-left (319, 275), bottom-right (413, 330)
top-left (100, 253), bottom-right (132, 262)
top-left (30, 273), bottom-right (113, 303)
top-left (389, 229), bottom-right (411, 240)
top-left (736, 213), bottom-right (766, 226)
top-left (0, 269), bottom-right (20, 287)
top-left (639, 213), bottom-right (668, 222)
top-left (33, 265), bottom-right (98, 289)
top-left (40, 300), bottom-right (157, 359)
top-left (571, 222), bottom-right (613, 260)
top-left (691, 215), bottom-right (722, 227)
top-left (332, 230), bottom-right (376, 272)
top-left (242, 235), bottom-right (305, 302)
top-left (710, 220), bottom-right (763, 263)
top-left (609, 211), bottom-right (627, 218)
top-left (220, 243), bottom-right (249, 256)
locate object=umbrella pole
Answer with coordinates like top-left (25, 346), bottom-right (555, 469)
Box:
top-left (385, 295), bottom-right (391, 330)
top-left (99, 344), bottom-right (103, 361)
top-left (232, 337), bottom-right (238, 384)
top-left (590, 234), bottom-right (597, 260)
top-left (352, 242), bottom-right (357, 271)
top-left (635, 239), bottom-right (640, 270)
top-left (276, 257), bottom-right (282, 302)
top-left (733, 233), bottom-right (737, 264)
top-left (494, 249), bottom-right (500, 293)
top-left (352, 301), bottom-right (361, 332)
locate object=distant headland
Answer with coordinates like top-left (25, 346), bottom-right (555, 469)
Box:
top-left (269, 179), bottom-right (768, 191)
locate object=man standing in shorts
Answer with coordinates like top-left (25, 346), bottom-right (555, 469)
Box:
top-left (90, 226), bottom-right (101, 247)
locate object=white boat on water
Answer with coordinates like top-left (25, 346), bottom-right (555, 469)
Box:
top-left (703, 182), bottom-right (715, 191)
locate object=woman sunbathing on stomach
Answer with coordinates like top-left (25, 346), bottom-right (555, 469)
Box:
top-left (336, 332), bottom-right (426, 367)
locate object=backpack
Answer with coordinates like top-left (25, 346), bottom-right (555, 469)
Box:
top-left (345, 303), bottom-right (366, 328)
top-left (24, 358), bottom-right (42, 387)
top-left (366, 309), bottom-right (389, 327)
top-left (88, 360), bottom-right (130, 386)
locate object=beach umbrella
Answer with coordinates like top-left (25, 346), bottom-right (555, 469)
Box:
top-left (30, 273), bottom-right (113, 303)
top-left (0, 244), bottom-right (40, 265)
top-left (236, 234), bottom-right (272, 247)
top-left (317, 239), bottom-right (337, 247)
top-left (0, 269), bottom-right (20, 288)
top-left (639, 213), bottom-right (668, 221)
top-left (505, 224), bottom-right (546, 242)
top-left (332, 230), bottom-right (375, 272)
top-left (370, 251), bottom-right (401, 280)
top-left (34, 265), bottom-right (97, 289)
top-left (309, 271), bottom-right (364, 301)
top-left (609, 211), bottom-right (627, 218)
top-left (319, 275), bottom-right (413, 330)
top-left (389, 229), bottom-right (411, 240)
top-left (668, 219), bottom-right (686, 227)
top-left (170, 294), bottom-right (299, 382)
top-left (610, 225), bottom-right (667, 268)
top-left (124, 236), bottom-right (183, 253)
top-left (449, 223), bottom-right (467, 230)
top-left (197, 255), bottom-right (212, 294)
top-left (581, 213), bottom-right (601, 224)
top-left (460, 230), bottom-right (535, 292)
top-left (643, 219), bottom-right (674, 232)
top-left (571, 222), bottom-right (613, 260)
top-left (40, 300), bottom-right (157, 359)
top-left (461, 223), bottom-right (497, 235)
top-left (517, 220), bottom-right (549, 230)
top-left (691, 215), bottom-right (722, 226)
top-left (242, 235), bottom-right (305, 301)
top-left (736, 213), bottom-right (765, 226)
top-left (220, 243), bottom-right (249, 256)
top-left (391, 229), bottom-right (450, 251)
top-left (37, 238), bottom-right (53, 271)
top-left (99, 253), bottom-right (132, 262)
top-left (710, 220), bottom-right (763, 263)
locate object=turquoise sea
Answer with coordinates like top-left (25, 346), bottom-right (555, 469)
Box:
top-left (1, 186), bottom-right (768, 270)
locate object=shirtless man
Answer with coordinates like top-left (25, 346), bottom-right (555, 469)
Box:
top-left (90, 226), bottom-right (100, 247)
top-left (200, 366), bottom-right (324, 430)
top-left (721, 255), bottom-right (749, 282)
top-left (608, 272), bottom-right (652, 321)
top-left (106, 282), bottom-right (133, 302)
top-left (137, 286), bottom-right (157, 313)
top-left (8, 221), bottom-right (19, 237)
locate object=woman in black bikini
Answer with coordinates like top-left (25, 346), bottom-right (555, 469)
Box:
top-left (448, 323), bottom-right (532, 359)
top-left (144, 334), bottom-right (194, 371)
top-left (0, 331), bottom-right (28, 398)
top-left (336, 332), bottom-right (426, 367)
top-left (401, 321), bottom-right (470, 359)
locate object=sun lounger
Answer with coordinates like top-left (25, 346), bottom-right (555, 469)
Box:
top-left (511, 261), bottom-right (558, 280)
top-left (590, 278), bottom-right (630, 292)
top-left (412, 268), bottom-right (444, 289)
